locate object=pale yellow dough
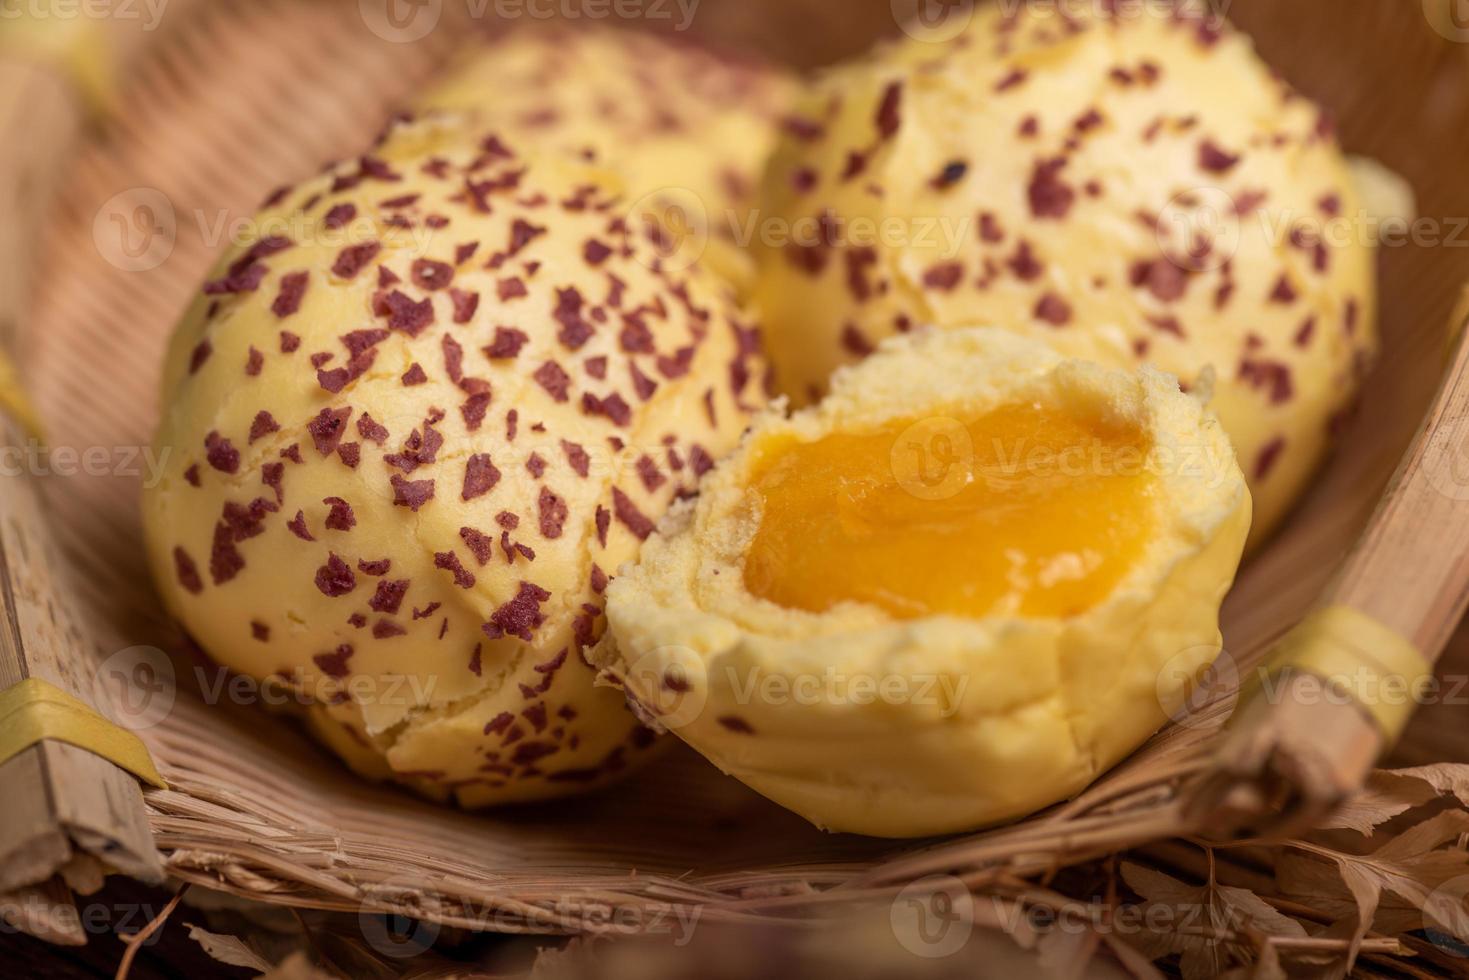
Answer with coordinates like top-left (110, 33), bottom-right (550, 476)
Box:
top-left (418, 25), bottom-right (796, 294)
top-left (752, 2), bottom-right (1377, 543)
top-left (144, 114), bottom-right (766, 805)
top-left (593, 328), bottom-right (1250, 837)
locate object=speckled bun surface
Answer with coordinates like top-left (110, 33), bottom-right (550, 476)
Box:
top-left (753, 1), bottom-right (1377, 542)
top-left (419, 25), bottom-right (797, 293)
top-left (144, 113), bottom-right (767, 805)
top-left (592, 327), bottom-right (1250, 838)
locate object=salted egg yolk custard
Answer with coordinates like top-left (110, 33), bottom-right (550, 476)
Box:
top-left (745, 404), bottom-right (1157, 622)
top-left (593, 328), bottom-right (1251, 838)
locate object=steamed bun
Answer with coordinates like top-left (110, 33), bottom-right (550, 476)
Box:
top-left (752, 2), bottom-right (1379, 541)
top-left (594, 328), bottom-right (1250, 837)
top-left (419, 25), bottom-right (796, 293)
top-left (144, 113), bottom-right (766, 805)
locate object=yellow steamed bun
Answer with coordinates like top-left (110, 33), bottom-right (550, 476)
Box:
top-left (752, 1), bottom-right (1377, 542)
top-left (144, 113), bottom-right (767, 806)
top-left (418, 25), bottom-right (796, 294)
top-left (592, 327), bottom-right (1250, 837)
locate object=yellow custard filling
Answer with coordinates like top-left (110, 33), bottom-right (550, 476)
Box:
top-left (744, 403), bottom-right (1159, 620)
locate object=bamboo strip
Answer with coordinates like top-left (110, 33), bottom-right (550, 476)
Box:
top-left (0, 412), bottom-right (165, 895)
top-left (0, 0), bottom-right (212, 942)
top-left (1192, 320), bottom-right (1469, 837)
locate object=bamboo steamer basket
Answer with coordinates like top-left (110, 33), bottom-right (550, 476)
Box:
top-left (4, 0), bottom-right (1469, 953)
